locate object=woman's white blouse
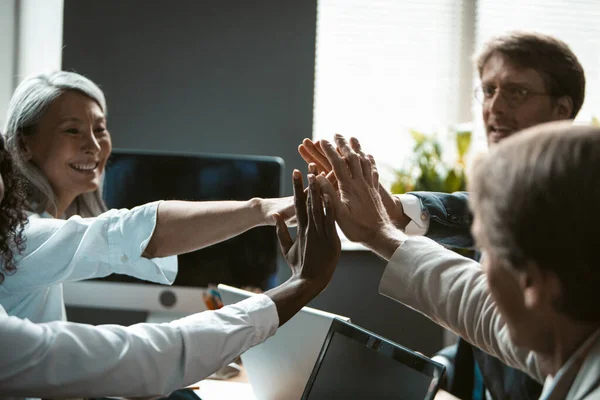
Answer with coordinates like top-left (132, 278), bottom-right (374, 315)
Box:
top-left (0, 201), bottom-right (177, 323)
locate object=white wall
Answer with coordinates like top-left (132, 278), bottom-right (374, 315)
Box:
top-left (0, 0), bottom-right (63, 129)
top-left (0, 0), bottom-right (16, 129)
top-left (16, 0), bottom-right (64, 81)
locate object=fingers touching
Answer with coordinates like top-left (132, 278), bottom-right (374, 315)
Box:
top-left (292, 170), bottom-right (308, 229)
top-left (274, 213), bottom-right (293, 256)
top-left (319, 135), bottom-right (377, 190)
top-left (277, 169), bottom-right (340, 258)
top-left (307, 174), bottom-right (324, 233)
top-left (333, 134), bottom-right (363, 179)
top-left (300, 135), bottom-right (376, 186)
top-left (276, 170), bottom-right (306, 256)
top-left (320, 139), bottom-right (351, 182)
top-left (349, 137), bottom-right (377, 186)
top-left (299, 138), bottom-right (332, 175)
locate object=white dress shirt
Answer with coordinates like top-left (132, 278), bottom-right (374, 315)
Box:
top-left (0, 295), bottom-right (278, 399)
top-left (398, 194), bottom-right (430, 235)
top-left (0, 201), bottom-right (177, 323)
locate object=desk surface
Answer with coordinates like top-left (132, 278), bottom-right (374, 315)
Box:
top-left (194, 367), bottom-right (459, 400)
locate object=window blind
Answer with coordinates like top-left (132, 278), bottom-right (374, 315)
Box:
top-left (313, 0), bottom-right (472, 183)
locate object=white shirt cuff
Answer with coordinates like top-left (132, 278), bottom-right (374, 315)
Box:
top-left (398, 194), bottom-right (429, 235)
top-left (106, 200), bottom-right (178, 284)
top-left (231, 294), bottom-right (279, 346)
top-left (174, 293), bottom-right (279, 347)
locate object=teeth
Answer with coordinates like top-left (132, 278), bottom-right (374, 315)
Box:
top-left (71, 163), bottom-right (98, 171)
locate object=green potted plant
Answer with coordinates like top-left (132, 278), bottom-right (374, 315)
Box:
top-left (390, 128), bottom-right (472, 195)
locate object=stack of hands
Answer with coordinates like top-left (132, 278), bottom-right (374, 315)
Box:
top-left (299, 134), bottom-right (408, 260)
top-left (270, 134), bottom-right (409, 307)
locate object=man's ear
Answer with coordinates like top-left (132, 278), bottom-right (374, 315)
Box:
top-left (553, 96), bottom-right (574, 120)
top-left (520, 261), bottom-right (562, 311)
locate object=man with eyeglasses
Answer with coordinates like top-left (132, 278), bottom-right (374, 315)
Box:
top-left (299, 31), bottom-right (585, 400)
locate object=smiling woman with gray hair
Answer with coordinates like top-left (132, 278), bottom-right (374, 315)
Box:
top-left (4, 71), bottom-right (109, 218)
top-left (0, 129), bottom-right (341, 398)
top-left (0, 71), bottom-right (296, 326)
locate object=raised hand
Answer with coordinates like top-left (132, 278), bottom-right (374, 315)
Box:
top-left (298, 139), bottom-right (338, 188)
top-left (274, 170), bottom-right (340, 294)
top-left (298, 139), bottom-right (333, 177)
top-left (344, 137), bottom-right (410, 229)
top-left (299, 137), bottom-right (410, 229)
top-left (315, 135), bottom-right (405, 259)
top-left (314, 135), bottom-right (391, 244)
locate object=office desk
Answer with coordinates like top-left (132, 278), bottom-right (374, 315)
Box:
top-left (194, 367), bottom-right (459, 400)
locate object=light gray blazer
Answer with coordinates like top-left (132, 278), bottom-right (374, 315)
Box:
top-left (378, 236), bottom-right (600, 400)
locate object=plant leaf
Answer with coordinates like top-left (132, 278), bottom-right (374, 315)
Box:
top-left (456, 131), bottom-right (472, 159)
top-left (409, 129), bottom-right (427, 145)
top-left (444, 169), bottom-right (461, 193)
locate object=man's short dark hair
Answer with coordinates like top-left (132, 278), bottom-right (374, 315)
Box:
top-left (470, 122), bottom-right (600, 322)
top-left (476, 31), bottom-right (586, 119)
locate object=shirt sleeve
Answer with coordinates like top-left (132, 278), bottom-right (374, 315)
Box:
top-left (398, 194), bottom-right (430, 235)
top-left (378, 236), bottom-right (544, 383)
top-left (0, 294), bottom-right (278, 398)
top-left (1, 202), bottom-right (177, 294)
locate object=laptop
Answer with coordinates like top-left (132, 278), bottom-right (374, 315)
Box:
top-left (218, 284), bottom-right (350, 400)
top-left (301, 318), bottom-right (445, 399)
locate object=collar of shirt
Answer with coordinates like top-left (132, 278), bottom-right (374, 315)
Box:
top-left (539, 328), bottom-right (600, 400)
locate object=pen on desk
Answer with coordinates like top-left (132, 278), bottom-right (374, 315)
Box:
top-left (209, 287), bottom-right (223, 308)
top-left (203, 286), bottom-right (224, 310)
top-left (202, 291), bottom-right (214, 310)
top-left (185, 386), bottom-right (200, 390)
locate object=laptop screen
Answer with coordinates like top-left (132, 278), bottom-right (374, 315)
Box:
top-left (302, 319), bottom-right (444, 400)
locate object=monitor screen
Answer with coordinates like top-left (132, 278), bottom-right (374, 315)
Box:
top-left (100, 150), bottom-right (283, 290)
top-left (302, 319), bottom-right (443, 400)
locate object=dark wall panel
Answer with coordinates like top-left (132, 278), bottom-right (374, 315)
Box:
top-left (63, 0), bottom-right (317, 195)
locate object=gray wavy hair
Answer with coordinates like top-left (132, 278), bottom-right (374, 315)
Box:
top-left (3, 71), bottom-right (108, 218)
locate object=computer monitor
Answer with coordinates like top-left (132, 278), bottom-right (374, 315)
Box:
top-left (63, 149), bottom-right (284, 319)
top-left (302, 318), bottom-right (445, 399)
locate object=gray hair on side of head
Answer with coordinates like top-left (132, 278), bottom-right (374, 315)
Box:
top-left (469, 121), bottom-right (600, 322)
top-left (3, 71), bottom-right (108, 218)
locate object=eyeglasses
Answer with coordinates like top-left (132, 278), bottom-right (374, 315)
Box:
top-left (474, 85), bottom-right (549, 109)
